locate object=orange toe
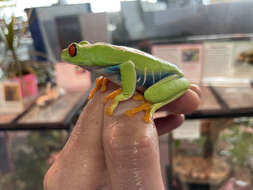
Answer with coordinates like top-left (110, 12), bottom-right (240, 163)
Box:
top-left (101, 78), bottom-right (109, 92)
top-left (89, 76), bottom-right (104, 100)
top-left (104, 88), bottom-right (122, 104)
top-left (125, 101), bottom-right (152, 123)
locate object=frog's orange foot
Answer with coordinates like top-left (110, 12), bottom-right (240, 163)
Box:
top-left (104, 88), bottom-right (122, 116)
top-left (125, 95), bottom-right (152, 123)
top-left (104, 88), bottom-right (122, 104)
top-left (89, 76), bottom-right (109, 100)
top-left (101, 77), bottom-right (109, 92)
top-left (132, 94), bottom-right (145, 101)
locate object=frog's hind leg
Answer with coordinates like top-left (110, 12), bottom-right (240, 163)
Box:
top-left (147, 77), bottom-right (189, 116)
top-left (89, 76), bottom-right (109, 100)
top-left (125, 76), bottom-right (189, 123)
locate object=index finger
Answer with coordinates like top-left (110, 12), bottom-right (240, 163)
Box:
top-left (103, 85), bottom-right (165, 190)
top-left (44, 90), bottom-right (106, 190)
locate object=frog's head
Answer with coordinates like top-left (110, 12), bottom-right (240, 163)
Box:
top-left (61, 41), bottom-right (94, 66)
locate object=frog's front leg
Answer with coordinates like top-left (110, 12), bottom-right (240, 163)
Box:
top-left (105, 60), bottom-right (136, 115)
top-left (88, 76), bottom-right (109, 99)
top-left (126, 76), bottom-right (189, 123)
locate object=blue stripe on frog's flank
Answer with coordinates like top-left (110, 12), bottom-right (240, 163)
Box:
top-left (136, 71), bottom-right (175, 88)
top-left (104, 65), bottom-right (121, 81)
top-left (103, 64), bottom-right (175, 89)
top-left (104, 65), bottom-right (121, 75)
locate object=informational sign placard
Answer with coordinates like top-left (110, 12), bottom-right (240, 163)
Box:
top-left (173, 120), bottom-right (201, 140)
top-left (232, 41), bottom-right (253, 78)
top-left (152, 44), bottom-right (203, 84)
top-left (203, 42), bottom-right (234, 81)
top-left (203, 41), bottom-right (253, 85)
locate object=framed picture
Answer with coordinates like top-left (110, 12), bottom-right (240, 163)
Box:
top-left (0, 81), bottom-right (23, 113)
top-left (181, 48), bottom-right (200, 64)
top-left (3, 82), bottom-right (22, 102)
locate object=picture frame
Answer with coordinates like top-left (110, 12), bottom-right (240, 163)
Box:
top-left (0, 81), bottom-right (23, 113)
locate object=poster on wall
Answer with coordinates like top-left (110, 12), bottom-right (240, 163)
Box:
top-left (0, 81), bottom-right (23, 113)
top-left (204, 41), bottom-right (253, 85)
top-left (173, 120), bottom-right (201, 140)
top-left (232, 41), bottom-right (253, 79)
top-left (152, 44), bottom-right (203, 84)
top-left (203, 42), bottom-right (234, 82)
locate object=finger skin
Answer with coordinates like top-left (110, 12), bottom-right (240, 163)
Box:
top-left (44, 82), bottom-right (200, 190)
top-left (103, 94), bottom-right (165, 190)
top-left (189, 84), bottom-right (201, 98)
top-left (44, 91), bottom-right (109, 190)
top-left (155, 114), bottom-right (185, 135)
top-left (154, 84), bottom-right (200, 135)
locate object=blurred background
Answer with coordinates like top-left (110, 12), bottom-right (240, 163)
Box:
top-left (0, 0), bottom-right (253, 189)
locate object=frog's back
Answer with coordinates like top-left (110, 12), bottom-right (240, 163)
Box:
top-left (90, 43), bottom-right (183, 89)
top-left (91, 43), bottom-right (182, 73)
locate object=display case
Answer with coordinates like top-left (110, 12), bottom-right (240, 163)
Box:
top-left (171, 118), bottom-right (253, 190)
top-left (1, 1), bottom-right (253, 190)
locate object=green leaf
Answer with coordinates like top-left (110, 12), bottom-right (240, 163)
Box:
top-left (174, 140), bottom-right (181, 149)
top-left (4, 16), bottom-right (15, 50)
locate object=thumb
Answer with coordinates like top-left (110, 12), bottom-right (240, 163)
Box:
top-left (103, 98), bottom-right (165, 190)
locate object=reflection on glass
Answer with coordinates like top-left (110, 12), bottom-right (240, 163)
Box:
top-left (172, 118), bottom-right (253, 190)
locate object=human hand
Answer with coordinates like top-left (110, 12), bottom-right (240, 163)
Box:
top-left (44, 83), bottom-right (200, 190)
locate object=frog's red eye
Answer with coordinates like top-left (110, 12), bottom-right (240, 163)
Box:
top-left (68, 43), bottom-right (77, 57)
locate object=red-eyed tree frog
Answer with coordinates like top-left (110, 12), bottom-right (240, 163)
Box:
top-left (62, 41), bottom-right (189, 123)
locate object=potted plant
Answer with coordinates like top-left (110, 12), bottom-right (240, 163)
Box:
top-left (218, 118), bottom-right (253, 185)
top-left (0, 10), bottom-right (38, 98)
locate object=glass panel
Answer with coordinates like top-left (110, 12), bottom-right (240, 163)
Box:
top-left (0, 131), bottom-right (68, 190)
top-left (172, 118), bottom-right (253, 190)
